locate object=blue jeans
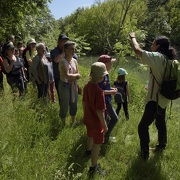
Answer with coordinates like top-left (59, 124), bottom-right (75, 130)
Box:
top-left (105, 102), bottom-right (118, 137)
top-left (59, 80), bottom-right (78, 118)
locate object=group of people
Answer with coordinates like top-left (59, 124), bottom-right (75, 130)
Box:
top-left (0, 32), bottom-right (176, 176)
top-left (83, 33), bottom-right (176, 175)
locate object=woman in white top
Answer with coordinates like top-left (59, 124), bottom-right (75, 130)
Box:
top-left (129, 32), bottom-right (176, 160)
top-left (58, 41), bottom-right (81, 125)
top-left (25, 38), bottom-right (37, 85)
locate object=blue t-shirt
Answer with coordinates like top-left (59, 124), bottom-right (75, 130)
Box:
top-left (98, 74), bottom-right (111, 104)
top-left (50, 46), bottom-right (63, 79)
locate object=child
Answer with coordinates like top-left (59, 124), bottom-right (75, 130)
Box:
top-left (98, 55), bottom-right (118, 143)
top-left (114, 68), bottom-right (130, 120)
top-left (83, 62), bottom-right (108, 175)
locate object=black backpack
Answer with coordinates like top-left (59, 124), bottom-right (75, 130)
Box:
top-left (114, 81), bottom-right (127, 103)
top-left (160, 59), bottom-right (180, 100)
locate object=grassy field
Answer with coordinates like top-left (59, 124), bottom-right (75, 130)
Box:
top-left (0, 56), bottom-right (180, 180)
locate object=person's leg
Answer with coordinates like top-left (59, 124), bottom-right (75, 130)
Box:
top-left (123, 100), bottom-right (129, 120)
top-left (36, 82), bottom-right (44, 98)
top-left (54, 78), bottom-right (60, 104)
top-left (116, 103), bottom-right (121, 116)
top-left (50, 82), bottom-right (55, 102)
top-left (155, 106), bottom-right (167, 150)
top-left (0, 74), bottom-right (4, 92)
top-left (138, 101), bottom-right (157, 159)
top-left (59, 81), bottom-right (70, 124)
top-left (91, 144), bottom-right (101, 167)
top-left (43, 83), bottom-right (48, 98)
top-left (89, 129), bottom-right (103, 171)
top-left (17, 76), bottom-right (25, 96)
top-left (69, 90), bottom-right (78, 124)
top-left (105, 102), bottom-right (118, 139)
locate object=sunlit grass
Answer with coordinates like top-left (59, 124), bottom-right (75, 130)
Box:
top-left (0, 56), bottom-right (180, 179)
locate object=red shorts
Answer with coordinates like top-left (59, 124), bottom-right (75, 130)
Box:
top-left (86, 126), bottom-right (104, 144)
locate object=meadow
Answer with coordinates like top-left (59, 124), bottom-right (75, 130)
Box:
top-left (0, 56), bottom-right (180, 180)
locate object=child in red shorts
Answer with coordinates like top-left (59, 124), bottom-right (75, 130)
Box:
top-left (83, 62), bottom-right (108, 175)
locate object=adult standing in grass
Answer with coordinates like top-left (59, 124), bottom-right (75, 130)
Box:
top-left (98, 55), bottom-right (118, 143)
top-left (25, 38), bottom-right (37, 86)
top-left (50, 34), bottom-right (69, 104)
top-left (83, 62), bottom-right (108, 175)
top-left (31, 43), bottom-right (49, 99)
top-left (129, 32), bottom-right (176, 160)
top-left (2, 42), bottom-right (25, 96)
top-left (58, 41), bottom-right (81, 125)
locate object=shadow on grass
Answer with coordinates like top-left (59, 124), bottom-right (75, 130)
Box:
top-left (64, 133), bottom-right (89, 179)
top-left (125, 152), bottom-right (167, 180)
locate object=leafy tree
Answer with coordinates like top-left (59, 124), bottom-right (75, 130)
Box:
top-left (0, 0), bottom-right (54, 47)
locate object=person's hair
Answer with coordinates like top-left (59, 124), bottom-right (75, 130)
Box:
top-left (6, 34), bottom-right (15, 42)
top-left (155, 36), bottom-right (176, 60)
top-left (64, 41), bottom-right (75, 50)
top-left (117, 75), bottom-right (125, 83)
top-left (36, 43), bottom-right (45, 51)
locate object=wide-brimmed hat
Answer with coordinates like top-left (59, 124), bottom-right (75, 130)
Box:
top-left (90, 62), bottom-right (108, 78)
top-left (118, 68), bottom-right (128, 75)
top-left (28, 38), bottom-right (36, 44)
top-left (98, 55), bottom-right (116, 63)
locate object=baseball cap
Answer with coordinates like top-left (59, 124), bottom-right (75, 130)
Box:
top-left (58, 34), bottom-right (69, 40)
top-left (118, 68), bottom-right (128, 75)
top-left (98, 55), bottom-right (116, 63)
top-left (90, 62), bottom-right (108, 78)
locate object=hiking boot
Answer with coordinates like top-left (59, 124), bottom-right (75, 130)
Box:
top-left (88, 164), bottom-right (106, 177)
top-left (154, 144), bottom-right (166, 153)
top-left (139, 149), bottom-right (149, 160)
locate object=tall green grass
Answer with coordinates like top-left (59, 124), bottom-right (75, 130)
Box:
top-left (0, 56), bottom-right (180, 179)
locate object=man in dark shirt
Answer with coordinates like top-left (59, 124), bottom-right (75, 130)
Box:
top-left (50, 34), bottom-right (69, 103)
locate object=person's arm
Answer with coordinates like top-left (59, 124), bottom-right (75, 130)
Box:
top-left (26, 51), bottom-right (34, 66)
top-left (126, 83), bottom-right (131, 102)
top-left (129, 32), bottom-right (143, 57)
top-left (96, 110), bottom-right (108, 133)
top-left (50, 49), bottom-right (64, 63)
top-left (104, 88), bottom-right (117, 95)
top-left (3, 57), bottom-right (15, 73)
top-left (53, 53), bottom-right (64, 63)
top-left (60, 61), bottom-right (81, 81)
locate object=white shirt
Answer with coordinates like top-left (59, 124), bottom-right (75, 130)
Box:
top-left (142, 50), bottom-right (170, 108)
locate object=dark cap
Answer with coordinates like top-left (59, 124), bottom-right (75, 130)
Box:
top-left (58, 34), bottom-right (69, 41)
top-left (4, 42), bottom-right (15, 50)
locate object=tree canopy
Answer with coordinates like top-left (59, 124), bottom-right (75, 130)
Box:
top-left (0, 0), bottom-right (179, 57)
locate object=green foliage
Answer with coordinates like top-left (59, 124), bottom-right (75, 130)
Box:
top-left (0, 0), bottom-right (55, 46)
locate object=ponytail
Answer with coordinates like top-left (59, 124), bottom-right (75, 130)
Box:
top-left (155, 36), bottom-right (176, 59)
